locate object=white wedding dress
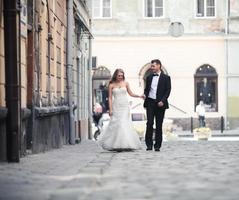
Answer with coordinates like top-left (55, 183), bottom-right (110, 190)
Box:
top-left (98, 87), bottom-right (141, 151)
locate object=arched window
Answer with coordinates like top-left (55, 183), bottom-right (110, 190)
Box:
top-left (194, 64), bottom-right (218, 112)
top-left (139, 63), bottom-right (168, 88)
top-left (92, 66), bottom-right (111, 112)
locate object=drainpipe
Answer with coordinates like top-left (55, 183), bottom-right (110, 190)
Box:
top-left (36, 1), bottom-right (41, 106)
top-left (67, 0), bottom-right (75, 144)
top-left (225, 0), bottom-right (230, 129)
top-left (0, 0), bottom-right (2, 23)
top-left (46, 0), bottom-right (52, 106)
top-left (88, 19), bottom-right (93, 139)
top-left (225, 0), bottom-right (230, 35)
top-left (18, 0), bottom-right (22, 153)
top-left (4, 0), bottom-right (21, 162)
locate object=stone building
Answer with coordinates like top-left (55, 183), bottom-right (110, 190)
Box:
top-left (91, 0), bottom-right (239, 131)
top-left (0, 0), bottom-right (7, 161)
top-left (0, 0), bottom-right (92, 162)
top-left (72, 0), bottom-right (93, 141)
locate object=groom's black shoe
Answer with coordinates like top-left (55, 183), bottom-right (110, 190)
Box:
top-left (146, 147), bottom-right (152, 151)
top-left (155, 148), bottom-right (160, 152)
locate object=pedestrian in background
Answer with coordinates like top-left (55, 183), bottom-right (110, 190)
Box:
top-left (196, 100), bottom-right (206, 127)
top-left (93, 103), bottom-right (103, 125)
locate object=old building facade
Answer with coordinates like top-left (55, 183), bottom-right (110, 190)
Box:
top-left (0, 0), bottom-right (6, 161)
top-left (0, 0), bottom-right (92, 162)
top-left (92, 0), bottom-right (239, 131)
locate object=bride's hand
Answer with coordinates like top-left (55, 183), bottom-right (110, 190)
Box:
top-left (139, 95), bottom-right (145, 99)
top-left (109, 110), bottom-right (113, 116)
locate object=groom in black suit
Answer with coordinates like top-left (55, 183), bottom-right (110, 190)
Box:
top-left (143, 59), bottom-right (171, 151)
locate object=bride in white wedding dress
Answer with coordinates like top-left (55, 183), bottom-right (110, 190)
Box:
top-left (98, 69), bottom-right (143, 151)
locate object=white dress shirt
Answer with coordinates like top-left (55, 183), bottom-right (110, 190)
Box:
top-left (148, 72), bottom-right (161, 99)
top-left (196, 104), bottom-right (205, 116)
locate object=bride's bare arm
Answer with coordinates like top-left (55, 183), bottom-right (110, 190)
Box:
top-left (126, 82), bottom-right (142, 98)
top-left (108, 84), bottom-right (113, 116)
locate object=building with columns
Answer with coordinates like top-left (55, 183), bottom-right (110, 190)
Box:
top-left (91, 0), bottom-right (239, 131)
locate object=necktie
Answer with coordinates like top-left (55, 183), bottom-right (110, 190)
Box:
top-left (153, 73), bottom-right (159, 76)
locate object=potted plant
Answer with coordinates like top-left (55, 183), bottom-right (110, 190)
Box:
top-left (193, 127), bottom-right (212, 140)
top-left (163, 125), bottom-right (178, 141)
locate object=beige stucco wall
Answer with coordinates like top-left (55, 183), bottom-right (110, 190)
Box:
top-left (230, 0), bottom-right (239, 33)
top-left (92, 0), bottom-right (230, 36)
top-left (92, 36), bottom-right (227, 119)
top-left (227, 39), bottom-right (239, 123)
top-left (92, 0), bottom-right (239, 122)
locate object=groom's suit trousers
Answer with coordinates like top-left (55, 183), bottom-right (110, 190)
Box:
top-left (145, 98), bottom-right (165, 149)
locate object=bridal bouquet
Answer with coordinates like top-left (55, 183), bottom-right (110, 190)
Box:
top-left (193, 127), bottom-right (212, 140)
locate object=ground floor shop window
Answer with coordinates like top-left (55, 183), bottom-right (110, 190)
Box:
top-left (194, 64), bottom-right (218, 112)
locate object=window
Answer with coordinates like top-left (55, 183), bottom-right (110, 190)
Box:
top-left (196, 0), bottom-right (215, 17)
top-left (92, 0), bottom-right (111, 18)
top-left (144, 0), bottom-right (164, 18)
top-left (92, 56), bottom-right (97, 69)
top-left (194, 65), bottom-right (218, 112)
top-left (92, 66), bottom-right (111, 112)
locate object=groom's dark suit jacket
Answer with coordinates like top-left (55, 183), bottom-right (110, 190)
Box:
top-left (143, 72), bottom-right (171, 109)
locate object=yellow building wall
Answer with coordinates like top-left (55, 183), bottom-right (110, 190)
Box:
top-left (228, 96), bottom-right (239, 117)
top-left (38, 0), bottom-right (67, 104)
top-left (0, 4), bottom-right (5, 107)
top-left (19, 0), bottom-right (28, 109)
top-left (0, 2), bottom-right (27, 108)
top-left (21, 36), bottom-right (27, 108)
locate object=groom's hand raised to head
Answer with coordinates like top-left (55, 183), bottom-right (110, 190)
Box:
top-left (157, 101), bottom-right (164, 107)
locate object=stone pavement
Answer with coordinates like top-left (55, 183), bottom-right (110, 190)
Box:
top-left (176, 129), bottom-right (239, 137)
top-left (0, 140), bottom-right (239, 200)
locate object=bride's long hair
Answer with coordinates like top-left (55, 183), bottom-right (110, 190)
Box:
top-left (109, 68), bottom-right (125, 84)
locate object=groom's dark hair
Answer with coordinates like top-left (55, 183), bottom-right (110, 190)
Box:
top-left (151, 59), bottom-right (162, 67)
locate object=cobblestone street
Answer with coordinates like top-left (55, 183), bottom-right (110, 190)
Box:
top-left (1, 139), bottom-right (239, 200)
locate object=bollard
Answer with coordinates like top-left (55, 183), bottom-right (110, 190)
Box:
top-left (221, 116), bottom-right (224, 133)
top-left (191, 117), bottom-right (193, 133)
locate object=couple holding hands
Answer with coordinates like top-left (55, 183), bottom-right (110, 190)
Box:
top-left (98, 59), bottom-right (171, 152)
